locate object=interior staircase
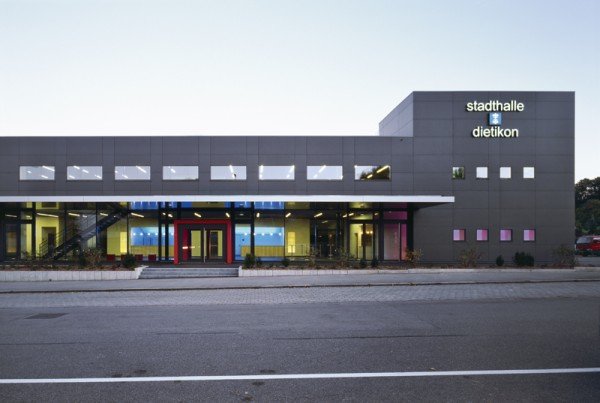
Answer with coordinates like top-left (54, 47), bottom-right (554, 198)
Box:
top-left (38, 203), bottom-right (129, 260)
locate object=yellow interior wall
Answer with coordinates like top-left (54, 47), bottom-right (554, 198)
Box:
top-left (35, 216), bottom-right (61, 254)
top-left (285, 219), bottom-right (310, 256)
top-left (107, 219), bottom-right (128, 256)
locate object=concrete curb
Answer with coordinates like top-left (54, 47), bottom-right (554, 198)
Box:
top-left (239, 267), bottom-right (600, 276)
top-left (0, 266), bottom-right (145, 282)
top-left (1, 277), bottom-right (599, 295)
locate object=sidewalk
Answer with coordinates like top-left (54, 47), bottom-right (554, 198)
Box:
top-left (1, 269), bottom-right (599, 294)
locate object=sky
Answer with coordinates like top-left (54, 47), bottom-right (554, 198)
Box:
top-left (0, 0), bottom-right (598, 180)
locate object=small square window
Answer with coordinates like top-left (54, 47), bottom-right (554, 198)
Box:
top-left (523, 167), bottom-right (535, 179)
top-left (453, 229), bottom-right (466, 241)
top-left (476, 229), bottom-right (488, 242)
top-left (500, 229), bottom-right (512, 242)
top-left (476, 167), bottom-right (488, 179)
top-left (524, 229), bottom-right (536, 242)
top-left (452, 167), bottom-right (465, 179)
top-left (500, 167), bottom-right (511, 179)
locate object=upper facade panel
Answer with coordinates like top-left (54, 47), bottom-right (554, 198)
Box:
top-left (0, 91), bottom-right (574, 198)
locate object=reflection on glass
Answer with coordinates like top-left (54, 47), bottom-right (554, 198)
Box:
top-left (5, 223), bottom-right (18, 257)
top-left (307, 165), bottom-right (343, 180)
top-left (254, 217), bottom-right (285, 259)
top-left (211, 166), bottom-right (247, 180)
top-left (259, 165), bottom-right (295, 180)
top-left (314, 220), bottom-right (336, 258)
top-left (254, 202), bottom-right (284, 210)
top-left (235, 224), bottom-right (251, 260)
top-left (67, 166), bottom-right (102, 181)
top-left (19, 166), bottom-right (55, 181)
top-left (285, 218), bottom-right (310, 257)
top-left (115, 166), bottom-right (150, 180)
top-left (349, 223), bottom-right (376, 260)
top-left (163, 166), bottom-right (198, 180)
top-left (354, 165), bottom-right (390, 180)
top-left (20, 224), bottom-right (32, 259)
top-left (452, 167), bottom-right (465, 179)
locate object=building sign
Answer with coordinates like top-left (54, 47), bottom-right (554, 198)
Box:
top-left (466, 100), bottom-right (524, 138)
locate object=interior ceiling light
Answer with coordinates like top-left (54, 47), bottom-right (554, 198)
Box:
top-left (376, 165), bottom-right (390, 173)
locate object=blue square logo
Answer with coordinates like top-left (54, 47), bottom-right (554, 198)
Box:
top-left (488, 112), bottom-right (502, 126)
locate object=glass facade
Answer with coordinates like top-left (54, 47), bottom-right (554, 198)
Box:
top-left (211, 166), bottom-right (247, 180)
top-left (307, 165), bottom-right (343, 180)
top-left (0, 201), bottom-right (411, 263)
top-left (259, 165), bottom-right (295, 180)
top-left (67, 166), bottom-right (102, 180)
top-left (19, 166), bottom-right (55, 181)
top-left (163, 166), bottom-right (199, 181)
top-left (354, 165), bottom-right (390, 180)
top-left (115, 166), bottom-right (151, 180)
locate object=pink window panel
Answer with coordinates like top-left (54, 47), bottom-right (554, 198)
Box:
top-left (500, 229), bottom-right (512, 242)
top-left (401, 224), bottom-right (408, 260)
top-left (524, 229), bottom-right (535, 242)
top-left (476, 229), bottom-right (488, 241)
top-left (384, 211), bottom-right (408, 220)
top-left (453, 229), bottom-right (465, 241)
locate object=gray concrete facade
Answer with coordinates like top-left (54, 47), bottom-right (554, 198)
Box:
top-left (0, 91), bottom-right (575, 263)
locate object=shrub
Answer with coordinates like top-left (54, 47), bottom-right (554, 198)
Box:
top-left (359, 258), bottom-right (367, 269)
top-left (84, 248), bottom-right (104, 269)
top-left (513, 251), bottom-right (534, 267)
top-left (121, 253), bottom-right (137, 269)
top-left (552, 244), bottom-right (577, 267)
top-left (75, 250), bottom-right (87, 269)
top-left (371, 257), bottom-right (379, 268)
top-left (243, 253), bottom-right (256, 269)
top-left (281, 257), bottom-right (290, 267)
top-left (335, 248), bottom-right (351, 269)
top-left (458, 247), bottom-right (481, 268)
top-left (404, 248), bottom-right (423, 266)
top-left (308, 247), bottom-right (317, 268)
top-left (496, 255), bottom-right (505, 267)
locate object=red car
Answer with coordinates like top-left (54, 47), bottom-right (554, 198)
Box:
top-left (576, 235), bottom-right (600, 252)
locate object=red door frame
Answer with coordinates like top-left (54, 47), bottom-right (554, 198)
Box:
top-left (173, 219), bottom-right (233, 264)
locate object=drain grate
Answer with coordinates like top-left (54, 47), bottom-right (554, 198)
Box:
top-left (25, 313), bottom-right (67, 319)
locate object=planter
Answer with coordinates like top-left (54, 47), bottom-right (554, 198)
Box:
top-left (0, 266), bottom-right (144, 282)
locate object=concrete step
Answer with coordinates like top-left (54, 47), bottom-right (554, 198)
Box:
top-left (140, 267), bottom-right (238, 279)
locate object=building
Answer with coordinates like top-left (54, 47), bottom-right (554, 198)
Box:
top-left (0, 91), bottom-right (575, 265)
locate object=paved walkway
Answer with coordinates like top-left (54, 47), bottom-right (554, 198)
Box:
top-left (1, 281), bottom-right (599, 308)
top-left (0, 269), bottom-right (599, 294)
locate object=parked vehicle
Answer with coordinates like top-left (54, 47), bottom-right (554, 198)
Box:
top-left (576, 235), bottom-right (600, 252)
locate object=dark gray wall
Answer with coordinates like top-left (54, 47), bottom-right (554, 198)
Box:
top-left (407, 91), bottom-right (575, 263)
top-left (0, 136), bottom-right (415, 196)
top-left (0, 91), bottom-right (575, 263)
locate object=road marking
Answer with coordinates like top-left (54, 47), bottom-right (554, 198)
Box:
top-left (1, 368), bottom-right (599, 384)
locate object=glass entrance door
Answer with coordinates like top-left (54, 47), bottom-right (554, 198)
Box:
top-left (349, 222), bottom-right (377, 260)
top-left (186, 228), bottom-right (224, 262)
top-left (207, 229), bottom-right (223, 260)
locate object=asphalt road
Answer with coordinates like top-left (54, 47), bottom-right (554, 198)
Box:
top-left (0, 284), bottom-right (599, 401)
